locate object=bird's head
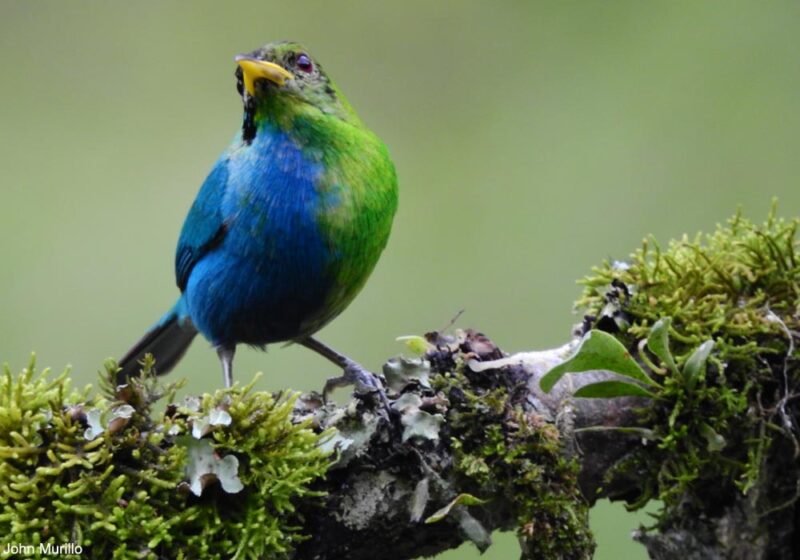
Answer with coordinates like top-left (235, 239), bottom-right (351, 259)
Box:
top-left (235, 41), bottom-right (361, 127)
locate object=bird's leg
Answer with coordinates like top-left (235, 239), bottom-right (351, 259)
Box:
top-left (216, 344), bottom-right (236, 388)
top-left (299, 337), bottom-right (389, 406)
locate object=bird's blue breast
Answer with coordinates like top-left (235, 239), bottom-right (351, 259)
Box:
top-left (182, 124), bottom-right (334, 346)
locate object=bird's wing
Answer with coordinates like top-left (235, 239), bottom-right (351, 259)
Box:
top-left (175, 159), bottom-right (230, 291)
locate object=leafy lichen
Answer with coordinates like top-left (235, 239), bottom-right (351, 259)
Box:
top-left (0, 357), bottom-right (331, 559)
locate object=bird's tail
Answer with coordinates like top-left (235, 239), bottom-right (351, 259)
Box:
top-left (116, 299), bottom-right (197, 384)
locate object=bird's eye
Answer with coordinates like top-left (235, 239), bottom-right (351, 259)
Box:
top-left (296, 54), bottom-right (313, 73)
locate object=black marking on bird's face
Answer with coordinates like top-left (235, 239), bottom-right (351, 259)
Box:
top-left (235, 67), bottom-right (245, 97)
top-left (242, 97), bottom-right (257, 145)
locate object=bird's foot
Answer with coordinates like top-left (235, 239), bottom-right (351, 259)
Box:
top-left (323, 359), bottom-right (390, 410)
top-left (299, 336), bottom-right (391, 412)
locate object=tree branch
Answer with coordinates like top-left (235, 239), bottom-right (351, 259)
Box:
top-left (294, 329), bottom-right (647, 560)
top-left (2, 209), bottom-right (798, 559)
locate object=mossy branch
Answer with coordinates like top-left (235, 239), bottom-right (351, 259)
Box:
top-left (1, 208), bottom-right (798, 560)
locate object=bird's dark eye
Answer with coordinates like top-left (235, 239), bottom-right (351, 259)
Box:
top-left (296, 54), bottom-right (313, 73)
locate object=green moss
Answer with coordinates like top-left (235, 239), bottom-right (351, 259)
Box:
top-left (579, 205), bottom-right (798, 361)
top-left (577, 207), bottom-right (799, 516)
top-left (0, 357), bottom-right (331, 559)
top-left (433, 368), bottom-right (593, 560)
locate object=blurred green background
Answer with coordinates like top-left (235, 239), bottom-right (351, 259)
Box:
top-left (2, 1), bottom-right (799, 558)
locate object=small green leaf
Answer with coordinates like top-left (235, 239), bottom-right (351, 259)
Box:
top-left (646, 318), bottom-right (678, 374)
top-left (574, 380), bottom-right (655, 399)
top-left (574, 426), bottom-right (657, 440)
top-left (699, 422), bottom-right (726, 452)
top-left (396, 335), bottom-right (432, 356)
top-left (683, 340), bottom-right (715, 390)
top-left (540, 330), bottom-right (657, 393)
top-left (425, 493), bottom-right (487, 524)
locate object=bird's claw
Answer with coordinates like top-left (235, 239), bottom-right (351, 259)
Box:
top-left (323, 360), bottom-right (391, 411)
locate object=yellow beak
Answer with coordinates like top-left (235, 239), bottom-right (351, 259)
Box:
top-left (235, 55), bottom-right (294, 95)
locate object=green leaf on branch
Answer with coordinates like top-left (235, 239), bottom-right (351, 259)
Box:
top-left (540, 330), bottom-right (659, 393)
top-left (683, 340), bottom-right (715, 391)
top-left (425, 493), bottom-right (487, 524)
top-left (574, 380), bottom-right (655, 399)
top-left (699, 422), bottom-right (726, 452)
top-left (646, 318), bottom-right (679, 375)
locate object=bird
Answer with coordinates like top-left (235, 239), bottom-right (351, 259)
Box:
top-left (117, 41), bottom-right (398, 397)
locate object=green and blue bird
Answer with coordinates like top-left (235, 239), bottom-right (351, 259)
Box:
top-left (118, 42), bottom-right (398, 395)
